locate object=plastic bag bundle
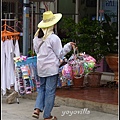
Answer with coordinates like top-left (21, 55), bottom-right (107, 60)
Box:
top-left (60, 49), bottom-right (96, 87)
top-left (68, 54), bottom-right (85, 78)
top-left (83, 62), bottom-right (95, 74)
top-left (80, 53), bottom-right (96, 74)
top-left (82, 54), bottom-right (96, 63)
top-left (58, 65), bottom-right (73, 87)
top-left (62, 64), bottom-right (73, 80)
top-left (68, 52), bottom-right (96, 77)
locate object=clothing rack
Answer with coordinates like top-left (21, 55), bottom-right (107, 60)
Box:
top-left (1, 19), bottom-right (20, 41)
top-left (1, 19), bottom-right (20, 104)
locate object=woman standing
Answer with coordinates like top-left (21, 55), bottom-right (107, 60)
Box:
top-left (32, 11), bottom-right (75, 120)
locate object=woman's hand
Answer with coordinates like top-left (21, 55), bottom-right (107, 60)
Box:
top-left (70, 42), bottom-right (76, 49)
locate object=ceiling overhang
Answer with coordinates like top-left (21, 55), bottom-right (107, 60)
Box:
top-left (2, 0), bottom-right (55, 2)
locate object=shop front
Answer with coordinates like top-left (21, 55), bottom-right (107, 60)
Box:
top-left (1, 0), bottom-right (119, 97)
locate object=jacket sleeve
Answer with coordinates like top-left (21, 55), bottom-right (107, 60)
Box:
top-left (51, 35), bottom-right (72, 59)
top-left (33, 36), bottom-right (42, 54)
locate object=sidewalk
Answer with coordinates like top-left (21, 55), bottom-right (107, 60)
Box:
top-left (2, 96), bottom-right (118, 120)
top-left (22, 87), bottom-right (118, 115)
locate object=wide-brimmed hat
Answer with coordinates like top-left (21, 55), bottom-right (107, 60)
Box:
top-left (38, 11), bottom-right (62, 28)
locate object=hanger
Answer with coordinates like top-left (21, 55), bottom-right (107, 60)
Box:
top-left (1, 20), bottom-right (20, 41)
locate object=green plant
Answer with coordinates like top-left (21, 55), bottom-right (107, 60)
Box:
top-left (60, 17), bottom-right (104, 64)
top-left (101, 14), bottom-right (118, 55)
top-left (60, 14), bottom-right (118, 64)
top-left (28, 50), bottom-right (36, 57)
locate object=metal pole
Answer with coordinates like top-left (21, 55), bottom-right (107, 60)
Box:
top-left (100, 0), bottom-right (103, 22)
top-left (23, 0), bottom-right (29, 56)
top-left (75, 0), bottom-right (79, 23)
top-left (96, 0), bottom-right (99, 20)
top-left (117, 0), bottom-right (120, 42)
top-left (35, 2), bottom-right (39, 33)
top-left (31, 2), bottom-right (34, 51)
top-left (9, 13), bottom-right (11, 26)
top-left (14, 1), bottom-right (18, 31)
top-left (54, 0), bottom-right (57, 34)
top-left (2, 19), bottom-right (17, 21)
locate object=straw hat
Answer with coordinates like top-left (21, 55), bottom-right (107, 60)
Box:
top-left (38, 11), bottom-right (62, 28)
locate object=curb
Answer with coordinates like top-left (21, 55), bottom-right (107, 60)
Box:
top-left (55, 96), bottom-right (118, 115)
top-left (20, 92), bottom-right (118, 115)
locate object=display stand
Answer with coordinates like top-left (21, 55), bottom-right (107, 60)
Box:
top-left (14, 56), bottom-right (39, 104)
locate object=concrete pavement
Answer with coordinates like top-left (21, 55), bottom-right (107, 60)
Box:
top-left (1, 96), bottom-right (118, 120)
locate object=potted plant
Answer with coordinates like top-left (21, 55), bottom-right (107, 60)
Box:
top-left (100, 14), bottom-right (118, 83)
top-left (76, 17), bottom-right (104, 87)
top-left (101, 14), bottom-right (118, 56)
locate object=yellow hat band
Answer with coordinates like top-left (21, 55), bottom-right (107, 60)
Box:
top-left (43, 16), bottom-right (55, 23)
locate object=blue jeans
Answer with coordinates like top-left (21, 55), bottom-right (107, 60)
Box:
top-left (34, 74), bottom-right (58, 118)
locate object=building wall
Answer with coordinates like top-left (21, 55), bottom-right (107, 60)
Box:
top-left (58, 0), bottom-right (97, 20)
top-left (58, 0), bottom-right (75, 18)
top-left (78, 0), bottom-right (96, 20)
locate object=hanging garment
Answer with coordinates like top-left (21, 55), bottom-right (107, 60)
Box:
top-left (1, 39), bottom-right (21, 95)
top-left (14, 40), bottom-right (21, 92)
top-left (4, 39), bottom-right (15, 89)
top-left (14, 40), bottom-right (20, 57)
top-left (1, 41), bottom-right (7, 95)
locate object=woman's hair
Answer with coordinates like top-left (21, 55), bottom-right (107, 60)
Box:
top-left (38, 28), bottom-right (44, 38)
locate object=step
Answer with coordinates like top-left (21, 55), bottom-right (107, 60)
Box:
top-left (100, 72), bottom-right (115, 85)
top-left (101, 72), bottom-right (114, 81)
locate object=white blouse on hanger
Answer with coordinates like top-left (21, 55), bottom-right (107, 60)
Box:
top-left (1, 41), bottom-right (6, 95)
top-left (1, 39), bottom-right (20, 95)
top-left (14, 40), bottom-right (20, 57)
